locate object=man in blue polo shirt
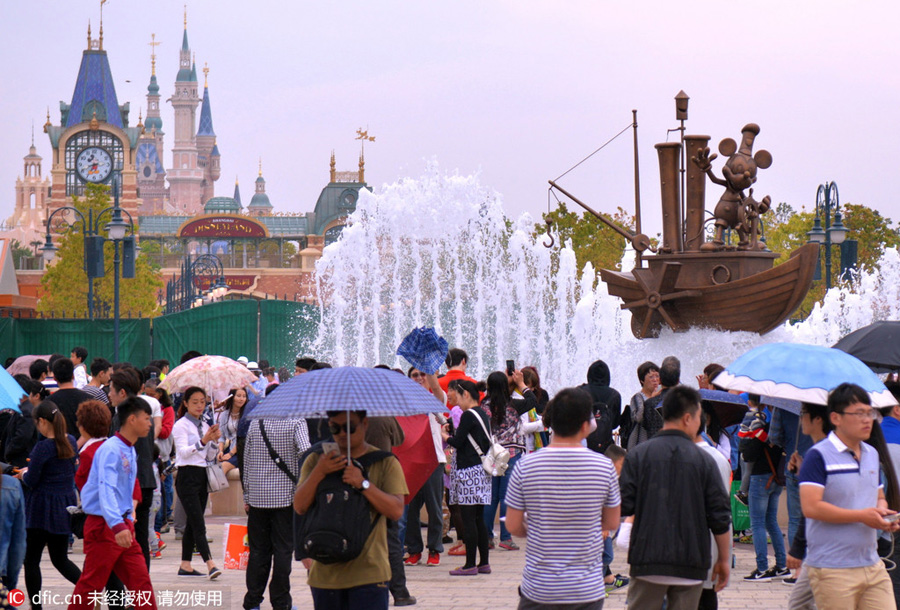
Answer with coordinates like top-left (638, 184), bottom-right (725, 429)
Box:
top-left (798, 383), bottom-right (899, 610)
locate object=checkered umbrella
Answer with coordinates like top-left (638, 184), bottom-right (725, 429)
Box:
top-left (396, 327), bottom-right (448, 375)
top-left (249, 366), bottom-right (445, 460)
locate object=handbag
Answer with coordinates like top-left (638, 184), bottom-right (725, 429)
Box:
top-left (467, 411), bottom-right (510, 477)
top-left (206, 461), bottom-right (229, 493)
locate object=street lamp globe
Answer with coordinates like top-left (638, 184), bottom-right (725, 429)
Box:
top-left (41, 239), bottom-right (58, 262)
top-left (106, 216), bottom-right (129, 241)
top-left (830, 211), bottom-right (848, 244)
top-left (807, 215), bottom-right (826, 244)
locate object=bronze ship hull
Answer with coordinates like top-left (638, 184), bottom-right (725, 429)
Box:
top-left (600, 243), bottom-right (819, 339)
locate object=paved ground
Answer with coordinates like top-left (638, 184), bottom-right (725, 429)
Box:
top-left (30, 515), bottom-right (794, 609)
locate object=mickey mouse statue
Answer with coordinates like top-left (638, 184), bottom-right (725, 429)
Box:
top-left (693, 123), bottom-right (773, 251)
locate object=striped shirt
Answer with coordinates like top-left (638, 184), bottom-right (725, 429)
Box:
top-left (505, 446), bottom-right (621, 604)
top-left (799, 431), bottom-right (883, 568)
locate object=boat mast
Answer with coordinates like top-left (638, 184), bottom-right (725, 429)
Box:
top-left (632, 109), bottom-right (643, 268)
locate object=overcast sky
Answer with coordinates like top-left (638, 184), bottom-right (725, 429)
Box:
top-left (2, 1), bottom-right (898, 239)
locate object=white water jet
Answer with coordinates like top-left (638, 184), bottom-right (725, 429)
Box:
top-left (312, 163), bottom-right (897, 395)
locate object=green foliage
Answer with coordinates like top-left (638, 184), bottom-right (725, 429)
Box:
top-left (38, 184), bottom-right (164, 318)
top-left (9, 239), bottom-right (35, 268)
top-left (536, 202), bottom-right (636, 272)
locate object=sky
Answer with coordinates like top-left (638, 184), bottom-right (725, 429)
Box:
top-left (1, 1), bottom-right (898, 239)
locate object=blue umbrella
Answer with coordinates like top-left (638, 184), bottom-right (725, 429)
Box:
top-left (0, 366), bottom-right (25, 413)
top-left (715, 342), bottom-right (897, 408)
top-left (249, 366), bottom-right (446, 459)
top-left (699, 389), bottom-right (748, 428)
top-left (760, 396), bottom-right (803, 416)
top-left (396, 327), bottom-right (448, 375)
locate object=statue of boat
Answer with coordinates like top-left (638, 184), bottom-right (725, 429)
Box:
top-left (548, 94), bottom-right (818, 339)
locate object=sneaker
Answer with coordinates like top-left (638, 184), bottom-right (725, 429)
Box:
top-left (404, 553), bottom-right (422, 566)
top-left (159, 524), bottom-right (170, 534)
top-left (744, 568), bottom-right (774, 582)
top-left (151, 550), bottom-right (163, 560)
top-left (737, 533), bottom-right (754, 544)
top-left (734, 491), bottom-right (749, 507)
top-left (156, 533), bottom-right (167, 552)
top-left (488, 538), bottom-right (495, 550)
top-left (426, 551), bottom-right (440, 566)
top-left (498, 539), bottom-right (519, 551)
top-left (772, 566), bottom-right (790, 578)
top-left (783, 577), bottom-right (798, 585)
top-left (605, 574), bottom-right (630, 594)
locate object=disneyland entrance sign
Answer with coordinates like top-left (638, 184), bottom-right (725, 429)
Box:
top-left (177, 215), bottom-right (268, 239)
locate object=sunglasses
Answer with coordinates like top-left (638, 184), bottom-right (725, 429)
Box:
top-left (328, 421), bottom-right (359, 435)
top-left (410, 372), bottom-right (424, 378)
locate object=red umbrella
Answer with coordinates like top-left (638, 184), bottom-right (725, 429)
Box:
top-left (393, 415), bottom-right (439, 504)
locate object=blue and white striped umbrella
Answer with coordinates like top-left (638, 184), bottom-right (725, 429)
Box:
top-left (249, 366), bottom-right (445, 420)
top-left (715, 342), bottom-right (897, 408)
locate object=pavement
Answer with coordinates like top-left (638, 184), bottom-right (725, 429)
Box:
top-left (29, 516), bottom-right (795, 609)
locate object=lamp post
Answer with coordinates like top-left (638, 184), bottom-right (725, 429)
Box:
top-left (42, 169), bottom-right (135, 361)
top-left (806, 181), bottom-right (849, 289)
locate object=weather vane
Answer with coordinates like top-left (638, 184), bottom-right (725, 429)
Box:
top-left (356, 127), bottom-right (375, 156)
top-left (148, 33), bottom-right (161, 76)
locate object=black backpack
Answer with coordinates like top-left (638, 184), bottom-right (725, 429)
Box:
top-left (295, 446), bottom-right (394, 565)
top-left (585, 401), bottom-right (614, 454)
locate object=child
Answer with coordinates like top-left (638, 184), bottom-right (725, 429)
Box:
top-left (603, 444), bottom-right (629, 594)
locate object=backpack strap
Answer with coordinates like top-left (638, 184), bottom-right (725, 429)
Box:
top-left (259, 420), bottom-right (298, 485)
top-left (467, 411), bottom-right (491, 455)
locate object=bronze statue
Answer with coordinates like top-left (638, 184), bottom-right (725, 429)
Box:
top-left (693, 123), bottom-right (772, 251)
top-left (547, 95), bottom-right (818, 339)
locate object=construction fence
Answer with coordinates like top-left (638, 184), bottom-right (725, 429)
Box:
top-left (0, 300), bottom-right (320, 369)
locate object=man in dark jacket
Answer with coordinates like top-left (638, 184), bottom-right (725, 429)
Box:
top-left (579, 360), bottom-right (622, 453)
top-left (620, 385), bottom-right (732, 609)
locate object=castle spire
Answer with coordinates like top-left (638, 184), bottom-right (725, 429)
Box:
top-left (148, 33), bottom-right (160, 76)
top-left (182, 5), bottom-right (190, 51)
top-left (234, 176), bottom-right (242, 207)
top-left (258, 157), bottom-right (263, 178)
top-left (330, 150), bottom-right (336, 182)
top-left (87, 21), bottom-right (92, 50)
top-left (197, 68), bottom-right (215, 137)
top-left (99, 0), bottom-right (105, 50)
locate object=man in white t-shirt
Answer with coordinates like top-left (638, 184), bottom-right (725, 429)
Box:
top-left (506, 388), bottom-right (621, 610)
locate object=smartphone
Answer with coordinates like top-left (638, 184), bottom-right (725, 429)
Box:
top-left (322, 441), bottom-right (339, 455)
top-left (885, 513), bottom-right (900, 523)
top-left (506, 359), bottom-right (516, 375)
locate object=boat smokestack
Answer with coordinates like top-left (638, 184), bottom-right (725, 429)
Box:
top-left (655, 142), bottom-right (682, 253)
top-left (684, 135), bottom-right (710, 252)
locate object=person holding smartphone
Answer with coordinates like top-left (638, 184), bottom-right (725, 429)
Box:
top-left (172, 386), bottom-right (222, 579)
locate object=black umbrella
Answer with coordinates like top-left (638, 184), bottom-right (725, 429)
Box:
top-left (833, 321), bottom-right (900, 373)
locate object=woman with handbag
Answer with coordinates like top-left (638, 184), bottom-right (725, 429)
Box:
top-left (442, 379), bottom-right (492, 576)
top-left (15, 401), bottom-right (81, 610)
top-left (172, 386), bottom-right (222, 580)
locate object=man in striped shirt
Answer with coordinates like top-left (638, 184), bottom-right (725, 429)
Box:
top-left (506, 388), bottom-right (621, 609)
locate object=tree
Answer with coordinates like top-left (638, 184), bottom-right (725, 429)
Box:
top-left (38, 184), bottom-right (164, 318)
top-left (9, 239), bottom-right (35, 269)
top-left (536, 202), bottom-right (637, 272)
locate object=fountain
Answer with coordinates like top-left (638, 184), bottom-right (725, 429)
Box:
top-left (311, 161), bottom-right (898, 394)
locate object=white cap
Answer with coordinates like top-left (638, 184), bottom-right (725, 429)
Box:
top-left (237, 356), bottom-right (249, 365)
top-left (248, 361), bottom-right (260, 370)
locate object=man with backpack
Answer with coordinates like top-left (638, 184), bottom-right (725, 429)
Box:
top-left (294, 410), bottom-right (408, 610)
top-left (578, 360), bottom-right (621, 454)
top-left (242, 416), bottom-right (309, 610)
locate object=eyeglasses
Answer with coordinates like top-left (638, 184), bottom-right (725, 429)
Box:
top-left (328, 421), bottom-right (358, 435)
top-left (410, 372), bottom-right (424, 379)
top-left (839, 409), bottom-right (882, 422)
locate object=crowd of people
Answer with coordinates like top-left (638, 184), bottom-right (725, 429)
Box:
top-left (1, 345), bottom-right (900, 610)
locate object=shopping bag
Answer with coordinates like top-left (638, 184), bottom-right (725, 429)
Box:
top-left (731, 480), bottom-right (750, 532)
top-left (223, 522), bottom-right (250, 570)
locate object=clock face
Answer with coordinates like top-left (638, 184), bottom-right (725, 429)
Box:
top-left (76, 147), bottom-right (113, 183)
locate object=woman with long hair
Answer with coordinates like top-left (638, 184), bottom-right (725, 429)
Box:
top-left (481, 370), bottom-right (538, 550)
top-left (16, 400), bottom-right (81, 610)
top-left (216, 387), bottom-right (248, 475)
top-left (443, 379), bottom-right (492, 576)
top-left (172, 386), bottom-right (222, 579)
